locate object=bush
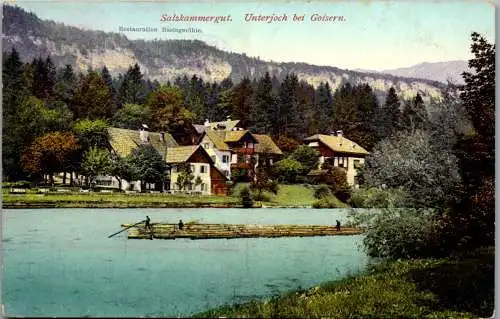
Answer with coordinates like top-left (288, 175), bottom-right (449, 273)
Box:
top-left (289, 145), bottom-right (320, 174)
top-left (272, 158), bottom-right (302, 183)
top-left (349, 208), bottom-right (437, 259)
top-left (314, 184), bottom-right (331, 199)
top-left (349, 187), bottom-right (412, 208)
top-left (252, 192), bottom-right (271, 202)
top-left (231, 168), bottom-right (249, 182)
top-left (240, 186), bottom-right (253, 208)
top-left (312, 197), bottom-right (344, 209)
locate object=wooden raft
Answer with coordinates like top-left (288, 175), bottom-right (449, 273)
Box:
top-left (120, 223), bottom-right (362, 240)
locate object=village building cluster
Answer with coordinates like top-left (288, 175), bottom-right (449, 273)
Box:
top-left (91, 119), bottom-right (369, 195)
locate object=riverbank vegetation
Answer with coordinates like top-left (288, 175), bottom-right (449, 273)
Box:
top-left (197, 247), bottom-right (493, 319)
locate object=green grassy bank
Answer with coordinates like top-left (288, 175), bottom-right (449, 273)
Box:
top-left (196, 247), bottom-right (494, 319)
top-left (2, 193), bottom-right (240, 208)
top-left (3, 184), bottom-right (346, 208)
top-left (233, 183), bottom-right (348, 208)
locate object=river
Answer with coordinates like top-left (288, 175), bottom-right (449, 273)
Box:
top-left (2, 208), bottom-right (368, 317)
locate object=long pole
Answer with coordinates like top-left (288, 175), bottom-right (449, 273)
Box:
top-left (108, 220), bottom-right (144, 238)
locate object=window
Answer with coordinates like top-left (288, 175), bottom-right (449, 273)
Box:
top-left (172, 166), bottom-right (177, 173)
top-left (337, 157), bottom-right (344, 168)
top-left (201, 183), bottom-right (206, 191)
top-left (200, 165), bottom-right (207, 173)
top-left (222, 155), bottom-right (229, 163)
top-left (190, 165), bottom-right (195, 173)
top-left (211, 155), bottom-right (216, 163)
top-left (224, 170), bottom-right (230, 176)
top-left (204, 143), bottom-right (210, 149)
top-left (188, 184), bottom-right (192, 191)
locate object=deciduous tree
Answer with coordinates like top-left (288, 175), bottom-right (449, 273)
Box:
top-left (111, 103), bottom-right (152, 130)
top-left (21, 131), bottom-right (80, 185)
top-left (81, 147), bottom-right (111, 189)
top-left (127, 144), bottom-right (168, 191)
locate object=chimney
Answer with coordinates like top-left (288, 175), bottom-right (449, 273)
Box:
top-left (226, 115), bottom-right (231, 121)
top-left (139, 124), bottom-right (149, 143)
top-left (204, 119), bottom-right (210, 127)
top-left (336, 130), bottom-right (343, 137)
top-left (160, 131), bottom-right (165, 143)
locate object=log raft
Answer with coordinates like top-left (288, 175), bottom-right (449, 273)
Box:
top-left (120, 223), bottom-right (362, 240)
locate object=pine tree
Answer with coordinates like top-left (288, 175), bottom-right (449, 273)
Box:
top-left (332, 83), bottom-right (357, 134)
top-left (45, 56), bottom-right (57, 104)
top-left (55, 64), bottom-right (77, 109)
top-left (3, 48), bottom-right (29, 180)
top-left (185, 75), bottom-right (205, 122)
top-left (402, 92), bottom-right (428, 132)
top-left (72, 71), bottom-right (116, 119)
top-left (331, 83), bottom-right (379, 149)
top-left (232, 77), bottom-right (253, 128)
top-left (203, 82), bottom-right (220, 121)
top-left (276, 73), bottom-right (302, 139)
top-left (373, 86), bottom-right (402, 141)
top-left (3, 48), bottom-right (27, 120)
top-left (249, 72), bottom-right (274, 134)
top-left (101, 66), bottom-right (119, 108)
top-left (119, 63), bottom-right (146, 105)
top-left (215, 87), bottom-right (233, 121)
top-left (297, 80), bottom-right (316, 135)
top-left (438, 32), bottom-right (495, 252)
top-left (313, 82), bottom-right (333, 134)
top-left (220, 77), bottom-right (233, 91)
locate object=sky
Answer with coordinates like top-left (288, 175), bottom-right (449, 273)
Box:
top-left (9, 0), bottom-right (496, 70)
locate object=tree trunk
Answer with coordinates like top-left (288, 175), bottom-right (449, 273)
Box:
top-left (69, 172), bottom-right (74, 186)
top-left (63, 172), bottom-right (67, 185)
top-left (49, 173), bottom-right (54, 186)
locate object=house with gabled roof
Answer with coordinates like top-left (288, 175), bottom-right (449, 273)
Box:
top-left (304, 131), bottom-right (369, 186)
top-left (105, 126), bottom-right (228, 195)
top-left (253, 134), bottom-right (283, 167)
top-left (195, 119), bottom-right (282, 180)
top-left (166, 145), bottom-right (228, 195)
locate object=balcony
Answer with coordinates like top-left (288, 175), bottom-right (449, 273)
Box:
top-left (231, 162), bottom-right (253, 169)
top-left (232, 147), bottom-right (255, 155)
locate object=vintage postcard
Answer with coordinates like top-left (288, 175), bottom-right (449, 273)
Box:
top-left (2, 0), bottom-right (495, 318)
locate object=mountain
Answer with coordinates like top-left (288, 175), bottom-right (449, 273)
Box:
top-left (3, 5), bottom-right (447, 102)
top-left (381, 61), bottom-right (469, 85)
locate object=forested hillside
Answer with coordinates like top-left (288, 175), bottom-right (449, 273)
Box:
top-left (3, 4), bottom-right (446, 103)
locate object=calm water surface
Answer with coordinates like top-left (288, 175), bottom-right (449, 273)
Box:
top-left (3, 208), bottom-right (368, 317)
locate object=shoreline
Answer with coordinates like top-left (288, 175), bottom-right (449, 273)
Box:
top-left (2, 202), bottom-right (315, 209)
top-left (195, 247), bottom-right (494, 318)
